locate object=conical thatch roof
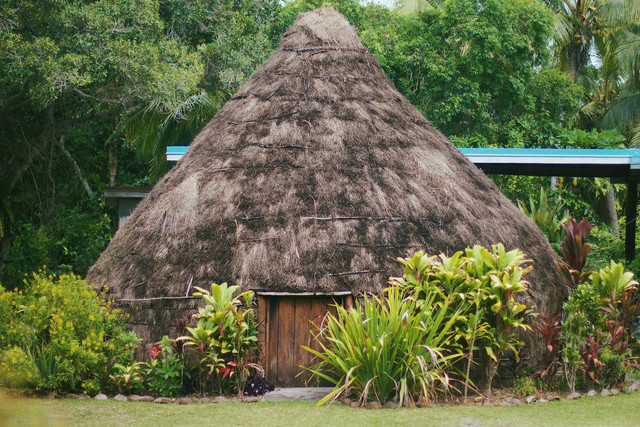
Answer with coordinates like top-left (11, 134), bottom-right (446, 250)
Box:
top-left (88, 8), bottom-right (564, 318)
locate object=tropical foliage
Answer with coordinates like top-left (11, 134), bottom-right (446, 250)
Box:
top-left (304, 244), bottom-right (535, 404)
top-left (0, 270), bottom-right (130, 393)
top-left (178, 283), bottom-right (261, 396)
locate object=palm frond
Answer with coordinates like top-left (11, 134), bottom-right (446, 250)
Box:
top-left (601, 93), bottom-right (640, 129)
top-left (123, 89), bottom-right (229, 179)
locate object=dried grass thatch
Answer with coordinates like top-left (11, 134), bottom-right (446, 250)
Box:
top-left (88, 8), bottom-right (565, 353)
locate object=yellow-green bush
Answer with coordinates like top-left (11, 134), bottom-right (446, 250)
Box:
top-left (0, 346), bottom-right (39, 389)
top-left (0, 269), bottom-right (130, 393)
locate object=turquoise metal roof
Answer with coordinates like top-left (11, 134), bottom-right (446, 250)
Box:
top-left (167, 145), bottom-right (640, 177)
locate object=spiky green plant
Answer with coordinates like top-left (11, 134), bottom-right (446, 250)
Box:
top-left (517, 187), bottom-right (568, 246)
top-left (301, 287), bottom-right (464, 406)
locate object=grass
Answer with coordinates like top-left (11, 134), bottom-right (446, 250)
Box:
top-left (1, 391), bottom-right (640, 426)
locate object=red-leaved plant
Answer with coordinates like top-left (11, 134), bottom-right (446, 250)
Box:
top-left (532, 312), bottom-right (562, 387)
top-left (579, 335), bottom-right (604, 388)
top-left (557, 218), bottom-right (593, 291)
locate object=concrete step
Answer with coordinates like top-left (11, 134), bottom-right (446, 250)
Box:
top-left (263, 387), bottom-right (334, 402)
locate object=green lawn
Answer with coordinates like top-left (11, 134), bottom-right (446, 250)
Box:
top-left (2, 392), bottom-right (639, 426)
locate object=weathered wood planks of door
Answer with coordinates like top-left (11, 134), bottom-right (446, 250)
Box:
top-left (257, 295), bottom-right (349, 387)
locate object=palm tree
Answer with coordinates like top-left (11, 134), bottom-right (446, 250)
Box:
top-left (397, 0), bottom-right (443, 15)
top-left (122, 89), bottom-right (228, 179)
top-left (546, 0), bottom-right (639, 232)
top-left (601, 23), bottom-right (640, 146)
top-left (546, 0), bottom-right (604, 81)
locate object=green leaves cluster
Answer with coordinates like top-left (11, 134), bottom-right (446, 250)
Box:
top-left (562, 261), bottom-right (639, 391)
top-left (304, 244), bottom-right (535, 405)
top-left (303, 286), bottom-right (462, 406)
top-left (0, 270), bottom-right (130, 393)
top-left (395, 244), bottom-right (533, 373)
top-left (518, 187), bottom-right (569, 247)
top-left (178, 283), bottom-right (260, 396)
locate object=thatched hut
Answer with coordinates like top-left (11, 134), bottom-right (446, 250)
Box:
top-left (88, 7), bottom-right (565, 386)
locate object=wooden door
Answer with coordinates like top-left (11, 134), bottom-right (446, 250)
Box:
top-left (257, 295), bottom-right (351, 387)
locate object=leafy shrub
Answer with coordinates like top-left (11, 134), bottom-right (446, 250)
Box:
top-left (146, 336), bottom-right (186, 397)
top-left (179, 283), bottom-right (261, 396)
top-left (0, 346), bottom-right (39, 390)
top-left (392, 245), bottom-right (534, 395)
top-left (0, 270), bottom-right (130, 393)
top-left (303, 287), bottom-right (463, 406)
top-left (562, 261), bottom-right (639, 391)
top-left (512, 376), bottom-right (539, 398)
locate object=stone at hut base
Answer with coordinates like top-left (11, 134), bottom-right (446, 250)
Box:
top-left (65, 393), bottom-right (79, 399)
top-left (366, 401), bottom-right (383, 409)
top-left (242, 396), bottom-right (262, 403)
top-left (350, 401), bottom-right (362, 408)
top-left (566, 392), bottom-right (581, 400)
top-left (538, 398), bottom-right (548, 404)
top-left (340, 397), bottom-right (353, 406)
top-left (586, 390), bottom-right (598, 397)
top-left (212, 396), bottom-right (228, 403)
top-left (627, 381), bottom-right (640, 392)
top-left (196, 397), bottom-right (213, 404)
top-left (178, 397), bottom-right (194, 405)
top-left (600, 389), bottom-right (612, 397)
top-left (525, 395), bottom-right (537, 404)
top-left (128, 395), bottom-right (154, 402)
top-left (382, 401), bottom-right (399, 409)
top-left (610, 388), bottom-right (620, 396)
top-left (499, 398), bottom-right (522, 407)
top-left (77, 394), bottom-right (90, 399)
top-left (113, 394), bottom-right (128, 402)
top-left (94, 393), bottom-right (108, 401)
top-left (153, 397), bottom-right (175, 404)
top-left (481, 401), bottom-right (494, 406)
top-left (545, 393), bottom-right (561, 401)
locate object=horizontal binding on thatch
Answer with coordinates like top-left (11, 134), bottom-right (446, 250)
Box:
top-left (117, 296), bottom-right (201, 302)
top-left (277, 46), bottom-right (366, 53)
top-left (256, 291), bottom-right (352, 296)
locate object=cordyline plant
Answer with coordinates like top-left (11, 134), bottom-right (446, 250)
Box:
top-left (301, 286), bottom-right (464, 407)
top-left (390, 250), bottom-right (493, 401)
top-left (178, 283), bottom-right (260, 396)
top-left (531, 313), bottom-right (562, 388)
top-left (557, 218), bottom-right (593, 291)
top-left (463, 244), bottom-right (534, 396)
top-left (562, 261), bottom-right (640, 392)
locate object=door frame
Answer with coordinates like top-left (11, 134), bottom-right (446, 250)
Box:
top-left (255, 291), bottom-right (353, 387)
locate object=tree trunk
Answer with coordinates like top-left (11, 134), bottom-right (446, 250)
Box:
top-left (108, 144), bottom-right (117, 186)
top-left (605, 184), bottom-right (619, 235)
top-left (484, 356), bottom-right (499, 397)
top-left (3, 106), bottom-right (55, 199)
top-left (56, 135), bottom-right (93, 197)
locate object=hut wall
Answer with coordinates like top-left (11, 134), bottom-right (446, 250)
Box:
top-left (115, 297), bottom-right (201, 359)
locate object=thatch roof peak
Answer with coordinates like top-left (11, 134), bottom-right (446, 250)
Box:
top-left (88, 8), bottom-right (564, 328)
top-left (278, 7), bottom-right (365, 51)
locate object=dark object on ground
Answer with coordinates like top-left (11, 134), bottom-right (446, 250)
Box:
top-left (244, 372), bottom-right (274, 396)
